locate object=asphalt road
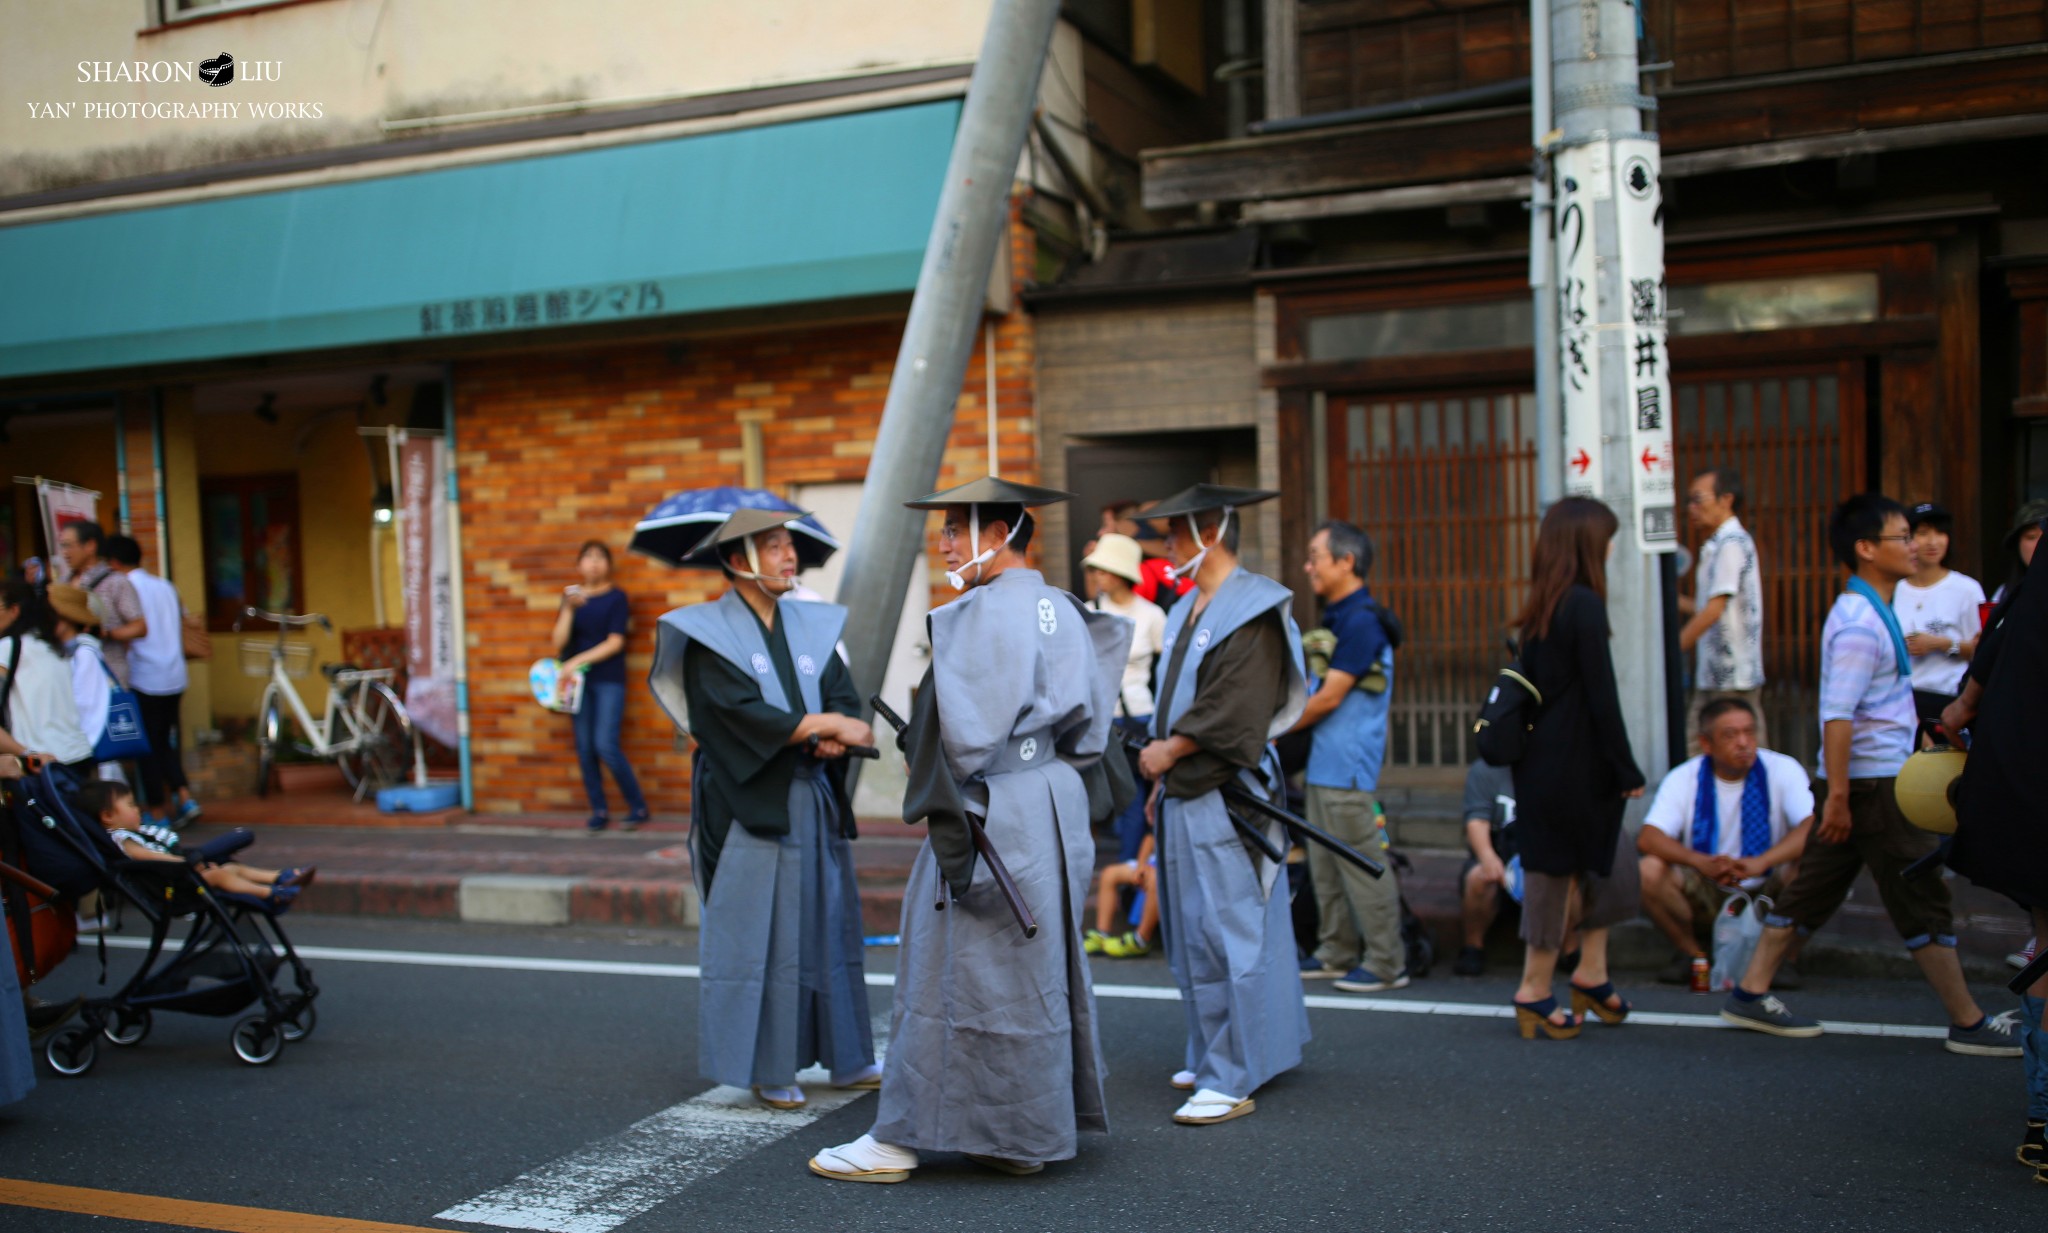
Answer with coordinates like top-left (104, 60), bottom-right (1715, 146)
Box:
top-left (0, 913), bottom-right (2037, 1232)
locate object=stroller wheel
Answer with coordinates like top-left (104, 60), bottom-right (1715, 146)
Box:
top-left (278, 1003), bottom-right (317, 1043)
top-left (104, 1007), bottom-right (153, 1047)
top-left (230, 1015), bottom-right (285, 1066)
top-left (45, 1026), bottom-right (98, 1077)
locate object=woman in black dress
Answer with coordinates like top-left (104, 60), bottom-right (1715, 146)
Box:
top-left (1508, 499), bottom-right (1645, 1038)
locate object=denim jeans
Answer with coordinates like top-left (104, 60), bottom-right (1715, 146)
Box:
top-left (1111, 716), bottom-right (1153, 862)
top-left (572, 679), bottom-right (647, 817)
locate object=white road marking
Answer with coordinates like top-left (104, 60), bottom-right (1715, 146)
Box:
top-left (99, 936), bottom-right (1949, 1037)
top-left (435, 1070), bottom-right (876, 1233)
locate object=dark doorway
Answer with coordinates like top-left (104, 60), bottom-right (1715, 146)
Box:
top-left (1063, 430), bottom-right (1254, 575)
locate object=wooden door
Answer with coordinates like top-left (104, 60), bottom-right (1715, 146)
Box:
top-left (1325, 389), bottom-right (1539, 774)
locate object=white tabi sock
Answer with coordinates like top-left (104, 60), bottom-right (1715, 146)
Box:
top-left (816, 1134), bottom-right (919, 1173)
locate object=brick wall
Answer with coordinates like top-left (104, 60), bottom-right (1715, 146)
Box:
top-left (453, 208), bottom-right (1040, 814)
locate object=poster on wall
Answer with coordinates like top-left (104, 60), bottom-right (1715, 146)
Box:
top-left (35, 480), bottom-right (98, 583)
top-left (1553, 142), bottom-right (1606, 500)
top-left (400, 435), bottom-right (458, 749)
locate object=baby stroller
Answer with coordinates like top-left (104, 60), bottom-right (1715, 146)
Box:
top-left (6, 765), bottom-right (319, 1072)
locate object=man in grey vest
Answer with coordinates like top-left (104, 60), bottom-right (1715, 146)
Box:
top-left (810, 478), bottom-right (1132, 1183)
top-left (648, 508), bottom-right (879, 1110)
top-left (1135, 484), bottom-right (1310, 1126)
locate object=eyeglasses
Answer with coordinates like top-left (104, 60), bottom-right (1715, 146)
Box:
top-left (1684, 491), bottom-right (1720, 506)
top-left (1869, 534), bottom-right (1912, 544)
top-left (938, 525), bottom-right (964, 544)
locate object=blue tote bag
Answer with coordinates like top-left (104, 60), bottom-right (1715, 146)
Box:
top-left (93, 656), bottom-right (152, 762)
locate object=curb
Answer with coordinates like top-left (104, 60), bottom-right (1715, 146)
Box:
top-left (298, 874), bottom-right (694, 929)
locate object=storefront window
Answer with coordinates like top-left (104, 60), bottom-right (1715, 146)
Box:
top-left (1306, 299), bottom-right (1534, 361)
top-left (202, 474), bottom-right (302, 630)
top-left (1668, 272), bottom-right (1880, 335)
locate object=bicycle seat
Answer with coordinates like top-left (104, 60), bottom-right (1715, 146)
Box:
top-left (320, 662), bottom-right (360, 681)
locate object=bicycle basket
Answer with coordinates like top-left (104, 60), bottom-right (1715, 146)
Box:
top-left (239, 639), bottom-right (315, 680)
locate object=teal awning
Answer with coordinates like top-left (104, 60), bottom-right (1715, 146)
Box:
top-left (0, 100), bottom-right (960, 380)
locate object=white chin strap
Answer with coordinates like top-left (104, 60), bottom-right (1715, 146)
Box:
top-left (1166, 507), bottom-right (1232, 582)
top-left (946, 505), bottom-right (1024, 591)
top-left (732, 536), bottom-right (795, 593)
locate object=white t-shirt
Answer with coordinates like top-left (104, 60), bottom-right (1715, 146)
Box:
top-left (125, 567), bottom-right (190, 696)
top-left (65, 635), bottom-right (113, 747)
top-left (1643, 749), bottom-right (1815, 888)
top-left (0, 635), bottom-right (95, 765)
top-left (1893, 570), bottom-right (1984, 696)
top-left (1092, 591), bottom-right (1165, 718)
top-left (1694, 517), bottom-right (1765, 690)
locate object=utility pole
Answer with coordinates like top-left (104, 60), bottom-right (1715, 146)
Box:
top-left (1546, 0), bottom-right (1676, 785)
top-left (830, 0), bottom-right (1062, 707)
top-left (1529, 1), bottom-right (1561, 508)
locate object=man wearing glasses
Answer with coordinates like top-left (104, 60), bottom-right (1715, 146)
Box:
top-left (1719, 495), bottom-right (2020, 1057)
top-left (1678, 468), bottom-right (1766, 744)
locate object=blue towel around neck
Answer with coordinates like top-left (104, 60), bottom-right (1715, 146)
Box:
top-left (1845, 575), bottom-right (1911, 679)
top-left (1691, 754), bottom-right (1772, 860)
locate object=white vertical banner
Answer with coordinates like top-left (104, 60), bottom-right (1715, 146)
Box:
top-left (1553, 141), bottom-right (1607, 498)
top-left (401, 435), bottom-right (459, 748)
top-left (1613, 137), bottom-right (1676, 553)
top-left (35, 481), bottom-right (98, 583)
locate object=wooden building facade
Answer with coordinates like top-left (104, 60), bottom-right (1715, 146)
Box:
top-left (1032, 0), bottom-right (2048, 781)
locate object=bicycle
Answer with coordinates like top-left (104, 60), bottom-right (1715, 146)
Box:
top-left (234, 608), bottom-right (415, 801)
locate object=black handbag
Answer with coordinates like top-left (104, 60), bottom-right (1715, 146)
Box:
top-left (1472, 661), bottom-right (1543, 767)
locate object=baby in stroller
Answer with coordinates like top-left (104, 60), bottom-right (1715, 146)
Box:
top-left (75, 782), bottom-right (315, 908)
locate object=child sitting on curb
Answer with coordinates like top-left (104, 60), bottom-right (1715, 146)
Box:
top-left (1084, 832), bottom-right (1159, 958)
top-left (77, 781), bottom-right (313, 905)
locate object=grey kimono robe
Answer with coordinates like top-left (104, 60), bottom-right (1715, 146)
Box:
top-left (870, 567), bottom-right (1132, 1162)
top-left (1152, 567), bottom-right (1311, 1099)
top-left (649, 590), bottom-right (875, 1090)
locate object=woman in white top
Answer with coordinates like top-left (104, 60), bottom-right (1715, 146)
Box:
top-left (1896, 502), bottom-right (1985, 724)
top-left (0, 581), bottom-right (94, 773)
top-left (47, 583), bottom-right (116, 762)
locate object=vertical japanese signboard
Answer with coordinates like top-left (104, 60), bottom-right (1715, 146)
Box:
top-left (1553, 142), bottom-right (1606, 498)
top-left (1614, 137), bottom-right (1676, 553)
top-left (401, 435), bottom-right (458, 749)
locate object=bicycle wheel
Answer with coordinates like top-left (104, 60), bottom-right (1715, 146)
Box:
top-left (335, 680), bottom-right (412, 794)
top-left (254, 685), bottom-right (285, 798)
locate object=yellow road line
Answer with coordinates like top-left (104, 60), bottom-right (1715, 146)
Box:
top-left (0, 1178), bottom-right (457, 1233)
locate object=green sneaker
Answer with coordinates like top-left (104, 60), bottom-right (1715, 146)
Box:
top-left (1102, 931), bottom-right (1150, 958)
top-left (1083, 929), bottom-right (1107, 956)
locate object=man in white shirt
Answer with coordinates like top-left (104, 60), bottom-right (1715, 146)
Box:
top-left (106, 536), bottom-right (197, 823)
top-left (1080, 533), bottom-right (1165, 863)
top-left (1638, 697), bottom-right (1812, 982)
top-left (1679, 468), bottom-right (1767, 744)
top-left (1896, 502), bottom-right (1984, 724)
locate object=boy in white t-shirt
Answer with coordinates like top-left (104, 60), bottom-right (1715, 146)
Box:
top-left (1637, 697), bottom-right (1814, 982)
top-left (1896, 502), bottom-right (1984, 724)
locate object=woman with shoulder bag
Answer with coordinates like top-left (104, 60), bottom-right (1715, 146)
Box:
top-left (1507, 499), bottom-right (1646, 1039)
top-left (0, 582), bottom-right (94, 782)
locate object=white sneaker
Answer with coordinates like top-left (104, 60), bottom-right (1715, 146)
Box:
top-left (809, 1134), bottom-right (918, 1184)
top-left (2009, 938), bottom-right (2038, 970)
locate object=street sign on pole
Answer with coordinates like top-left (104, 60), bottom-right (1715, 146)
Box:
top-left (1554, 141), bottom-right (1606, 499)
top-left (1613, 137), bottom-right (1676, 554)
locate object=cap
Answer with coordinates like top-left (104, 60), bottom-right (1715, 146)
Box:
top-left (46, 583), bottom-right (96, 628)
top-left (2004, 499), bottom-right (2048, 549)
top-left (682, 507), bottom-right (811, 567)
top-left (1141, 483), bottom-right (1280, 520)
top-left (903, 476), bottom-right (1074, 510)
top-left (1080, 533), bottom-right (1144, 584)
top-left (1906, 502), bottom-right (1952, 532)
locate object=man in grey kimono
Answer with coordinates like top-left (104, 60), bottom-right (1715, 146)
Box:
top-left (648, 508), bottom-right (880, 1110)
top-left (1134, 484), bottom-right (1310, 1126)
top-left (810, 477), bottom-right (1133, 1183)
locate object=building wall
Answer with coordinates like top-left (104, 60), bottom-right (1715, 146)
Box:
top-left (1033, 294), bottom-right (1271, 586)
top-left (2, 0), bottom-right (993, 195)
top-left (453, 221), bottom-right (1038, 815)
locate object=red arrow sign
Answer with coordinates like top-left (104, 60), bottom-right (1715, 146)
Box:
top-left (1571, 449), bottom-right (1592, 475)
top-left (1640, 447), bottom-right (1659, 471)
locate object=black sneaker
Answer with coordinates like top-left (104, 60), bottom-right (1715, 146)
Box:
top-left (1451, 946), bottom-right (1485, 977)
top-left (1719, 992), bottom-right (1822, 1038)
top-left (1948, 1011), bottom-right (2024, 1058)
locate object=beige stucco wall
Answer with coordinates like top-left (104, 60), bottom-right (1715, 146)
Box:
top-left (1, 0), bottom-right (992, 194)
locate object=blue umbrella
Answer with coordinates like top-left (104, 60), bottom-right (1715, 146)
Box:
top-left (629, 486), bottom-right (841, 570)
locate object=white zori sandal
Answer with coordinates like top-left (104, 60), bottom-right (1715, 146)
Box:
top-left (1172, 1089), bottom-right (1256, 1125)
top-left (809, 1134), bottom-right (919, 1184)
top-left (1170, 1069), bottom-right (1196, 1091)
top-left (754, 1085), bottom-right (805, 1110)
